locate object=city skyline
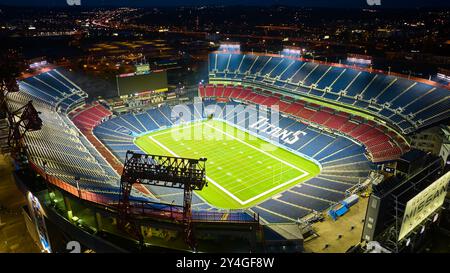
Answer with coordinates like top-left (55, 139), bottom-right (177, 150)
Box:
top-left (0, 0), bottom-right (449, 8)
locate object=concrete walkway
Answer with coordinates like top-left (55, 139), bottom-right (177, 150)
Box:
top-left (266, 197), bottom-right (368, 253)
top-left (303, 197), bottom-right (368, 253)
top-left (0, 154), bottom-right (40, 253)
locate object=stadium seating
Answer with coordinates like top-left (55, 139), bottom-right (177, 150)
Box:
top-left (19, 69), bottom-right (88, 113)
top-left (13, 72), bottom-right (156, 202)
top-left (71, 102), bottom-right (112, 131)
top-left (209, 53), bottom-right (450, 134)
top-left (199, 84), bottom-right (407, 162)
top-left (93, 99), bottom-right (374, 223)
top-left (13, 68), bottom-right (372, 224)
top-left (7, 91), bottom-right (144, 198)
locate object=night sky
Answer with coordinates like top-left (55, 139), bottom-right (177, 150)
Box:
top-left (0, 0), bottom-right (449, 8)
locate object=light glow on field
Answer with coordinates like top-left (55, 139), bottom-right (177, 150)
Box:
top-left (134, 119), bottom-right (320, 209)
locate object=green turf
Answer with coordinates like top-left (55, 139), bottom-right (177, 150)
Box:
top-left (134, 119), bottom-right (320, 209)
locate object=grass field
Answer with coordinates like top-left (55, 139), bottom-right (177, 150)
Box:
top-left (134, 119), bottom-right (320, 209)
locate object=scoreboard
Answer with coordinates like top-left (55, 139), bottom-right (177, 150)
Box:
top-left (116, 69), bottom-right (168, 97)
top-left (135, 64), bottom-right (150, 74)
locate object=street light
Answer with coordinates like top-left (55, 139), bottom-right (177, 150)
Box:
top-left (75, 176), bottom-right (81, 198)
top-left (42, 160), bottom-right (53, 203)
top-left (42, 160), bottom-right (47, 179)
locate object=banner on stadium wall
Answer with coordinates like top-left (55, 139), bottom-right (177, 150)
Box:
top-left (135, 64), bottom-right (150, 74)
top-left (27, 192), bottom-right (52, 253)
top-left (398, 171), bottom-right (450, 241)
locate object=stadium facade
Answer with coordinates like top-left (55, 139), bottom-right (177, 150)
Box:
top-left (5, 48), bottom-right (449, 253)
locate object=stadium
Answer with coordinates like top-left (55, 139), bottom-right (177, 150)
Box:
top-left (2, 43), bottom-right (449, 253)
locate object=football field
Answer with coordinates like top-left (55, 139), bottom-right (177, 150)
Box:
top-left (134, 119), bottom-right (320, 209)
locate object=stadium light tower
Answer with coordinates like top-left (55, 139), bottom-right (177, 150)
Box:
top-left (6, 101), bottom-right (42, 158)
top-left (0, 49), bottom-right (24, 104)
top-left (0, 48), bottom-right (35, 157)
top-left (218, 42), bottom-right (240, 53)
top-left (118, 151), bottom-right (207, 250)
top-left (281, 46), bottom-right (302, 58)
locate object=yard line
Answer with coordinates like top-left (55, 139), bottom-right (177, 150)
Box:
top-left (204, 122), bottom-right (308, 173)
top-left (149, 120), bottom-right (203, 137)
top-left (232, 166), bottom-right (300, 194)
top-left (148, 135), bottom-right (246, 205)
top-left (240, 173), bottom-right (309, 205)
top-left (157, 124), bottom-right (301, 188)
top-left (145, 121), bottom-right (312, 206)
top-left (148, 136), bottom-right (180, 157)
top-left (149, 132), bottom-right (308, 206)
